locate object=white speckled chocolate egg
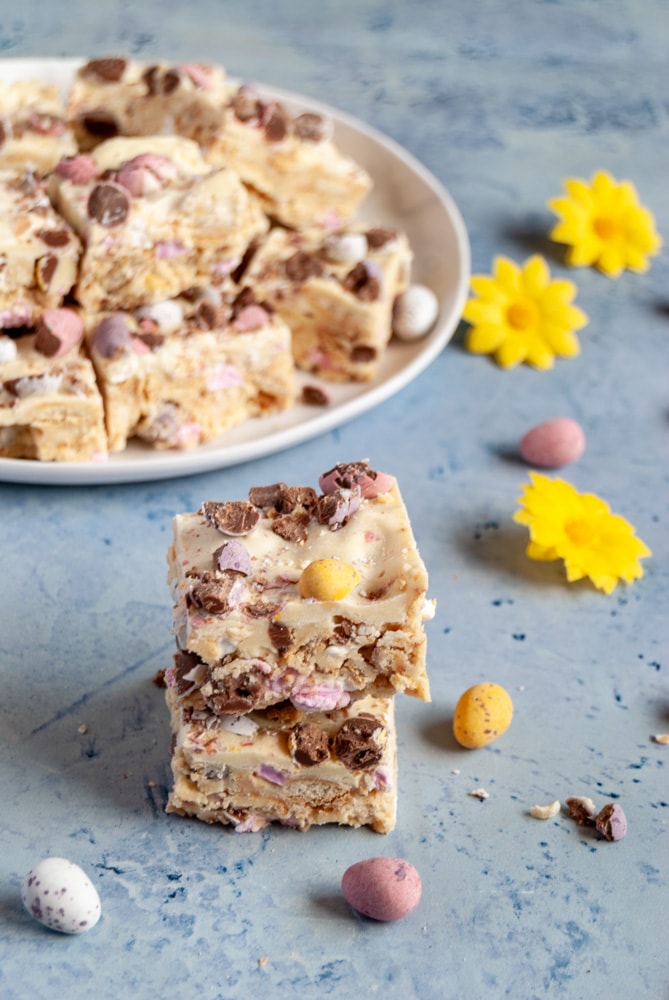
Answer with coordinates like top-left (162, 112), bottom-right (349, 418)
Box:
top-left (392, 284), bottom-right (439, 341)
top-left (21, 857), bottom-right (101, 934)
top-left (341, 857), bottom-right (422, 921)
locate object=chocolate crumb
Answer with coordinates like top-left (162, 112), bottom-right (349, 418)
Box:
top-left (172, 649), bottom-right (205, 694)
top-left (37, 228), bottom-right (71, 248)
top-left (272, 511), bottom-right (311, 544)
top-left (248, 482), bottom-right (287, 509)
top-left (284, 250), bottom-right (324, 283)
top-left (365, 227), bottom-right (398, 249)
top-left (289, 721), bottom-right (331, 766)
top-left (301, 384), bottom-right (331, 406)
top-left (79, 110), bottom-right (119, 139)
top-left (87, 182), bottom-right (130, 227)
top-left (152, 669), bottom-right (167, 688)
top-left (293, 112), bottom-right (328, 142)
top-left (342, 262), bottom-right (380, 301)
top-left (83, 57), bottom-right (127, 82)
top-left (34, 255), bottom-right (58, 292)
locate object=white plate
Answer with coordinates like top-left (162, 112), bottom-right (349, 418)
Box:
top-left (0, 58), bottom-right (470, 485)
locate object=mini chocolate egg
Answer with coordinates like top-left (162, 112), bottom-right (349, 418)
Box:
top-left (519, 417), bottom-right (585, 468)
top-left (299, 558), bottom-right (361, 601)
top-left (453, 682), bottom-right (514, 749)
top-left (392, 284), bottom-right (439, 341)
top-left (22, 857), bottom-right (101, 934)
top-left (342, 857), bottom-right (422, 921)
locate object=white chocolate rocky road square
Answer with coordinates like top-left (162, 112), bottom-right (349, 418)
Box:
top-left (66, 57), bottom-right (234, 151)
top-left (0, 312), bottom-right (107, 462)
top-left (85, 287), bottom-right (296, 452)
top-left (203, 85), bottom-right (372, 229)
top-left (47, 136), bottom-right (268, 311)
top-left (0, 169), bottom-right (82, 329)
top-left (166, 461), bottom-right (433, 710)
top-left (0, 80), bottom-right (77, 173)
top-left (236, 224), bottom-right (412, 381)
top-left (165, 685), bottom-right (397, 833)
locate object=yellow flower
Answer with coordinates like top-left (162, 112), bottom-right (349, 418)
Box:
top-left (548, 170), bottom-right (662, 277)
top-left (514, 473), bottom-right (651, 594)
top-left (462, 255), bottom-right (587, 369)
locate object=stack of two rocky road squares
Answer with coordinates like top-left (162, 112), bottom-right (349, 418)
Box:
top-left (163, 459), bottom-right (435, 833)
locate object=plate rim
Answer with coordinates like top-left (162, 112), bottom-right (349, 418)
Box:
top-left (0, 57), bottom-right (470, 486)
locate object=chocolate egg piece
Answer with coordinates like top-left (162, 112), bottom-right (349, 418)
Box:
top-left (341, 857), bottom-right (422, 921)
top-left (453, 682), bottom-right (514, 749)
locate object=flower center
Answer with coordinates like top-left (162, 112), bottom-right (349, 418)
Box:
top-left (593, 215), bottom-right (619, 241)
top-left (506, 299), bottom-right (538, 332)
top-left (565, 518), bottom-right (595, 546)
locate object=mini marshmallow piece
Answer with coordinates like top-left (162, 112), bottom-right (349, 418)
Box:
top-left (519, 417), bottom-right (586, 468)
top-left (92, 313), bottom-right (131, 358)
top-left (323, 231), bottom-right (368, 265)
top-left (135, 299), bottom-right (185, 331)
top-left (234, 304), bottom-right (270, 332)
top-left (392, 284), bottom-right (438, 341)
top-left (0, 335), bottom-right (18, 363)
top-left (35, 308), bottom-right (84, 359)
top-left (341, 857), bottom-right (422, 922)
top-left (22, 857), bottom-right (101, 935)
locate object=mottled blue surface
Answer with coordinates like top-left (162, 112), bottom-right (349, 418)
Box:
top-left (0, 2), bottom-right (668, 998)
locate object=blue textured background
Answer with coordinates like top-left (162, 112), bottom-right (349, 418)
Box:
top-left (0, 2), bottom-right (667, 998)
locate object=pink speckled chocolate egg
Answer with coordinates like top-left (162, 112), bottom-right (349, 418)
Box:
top-left (519, 417), bottom-right (585, 468)
top-left (341, 857), bottom-right (422, 921)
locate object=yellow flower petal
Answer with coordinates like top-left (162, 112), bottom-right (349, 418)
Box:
top-left (462, 255), bottom-right (586, 370)
top-left (548, 171), bottom-right (661, 276)
top-left (515, 475), bottom-right (651, 593)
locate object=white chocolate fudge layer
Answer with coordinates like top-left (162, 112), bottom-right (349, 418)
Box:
top-left (205, 85), bottom-right (372, 229)
top-left (48, 136), bottom-right (268, 311)
top-left (238, 225), bottom-right (412, 381)
top-left (85, 287), bottom-right (296, 452)
top-left (166, 685), bottom-right (397, 833)
top-left (0, 170), bottom-right (82, 328)
top-left (0, 321), bottom-right (107, 462)
top-left (167, 461), bottom-right (433, 710)
top-left (67, 57), bottom-right (233, 150)
top-left (0, 80), bottom-right (77, 172)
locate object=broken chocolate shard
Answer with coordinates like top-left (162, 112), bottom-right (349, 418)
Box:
top-left (334, 715), bottom-right (388, 770)
top-left (201, 500), bottom-right (261, 536)
top-left (289, 721), bottom-right (331, 766)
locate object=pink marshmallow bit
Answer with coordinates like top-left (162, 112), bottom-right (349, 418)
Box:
top-left (130, 336), bottom-right (151, 355)
top-left (234, 304), bottom-right (270, 332)
top-left (175, 422), bottom-right (202, 449)
top-left (177, 63), bottom-right (215, 90)
top-left (55, 154), bottom-right (98, 184)
top-left (291, 681), bottom-right (350, 712)
top-left (155, 241), bottom-right (187, 259)
top-left (0, 304), bottom-right (33, 328)
top-left (207, 363), bottom-right (243, 390)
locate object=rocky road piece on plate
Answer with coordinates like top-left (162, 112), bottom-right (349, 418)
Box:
top-left (0, 168), bottom-right (82, 329)
top-left (0, 80), bottom-right (77, 173)
top-left (235, 225), bottom-right (413, 381)
top-left (47, 135), bottom-right (268, 312)
top-left (202, 84), bottom-right (372, 229)
top-left (165, 684), bottom-right (398, 833)
top-left (85, 285), bottom-right (296, 452)
top-left (166, 460), bottom-right (434, 712)
top-left (66, 56), bottom-right (234, 151)
top-left (0, 315), bottom-right (107, 462)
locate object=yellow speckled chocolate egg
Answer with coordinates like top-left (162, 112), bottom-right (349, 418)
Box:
top-left (453, 682), bottom-right (514, 748)
top-left (299, 558), bottom-right (361, 601)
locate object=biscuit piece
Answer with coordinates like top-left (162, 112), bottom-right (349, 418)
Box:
top-left (0, 322), bottom-right (107, 462)
top-left (0, 80), bottom-right (77, 172)
top-left (237, 225), bottom-right (412, 381)
top-left (48, 136), bottom-right (268, 311)
top-left (165, 686), bottom-right (397, 833)
top-left (85, 287), bottom-right (296, 452)
top-left (0, 169), bottom-right (82, 328)
top-left (166, 461), bottom-right (433, 710)
top-left (205, 84), bottom-right (372, 229)
top-left (66, 56), bottom-right (233, 150)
